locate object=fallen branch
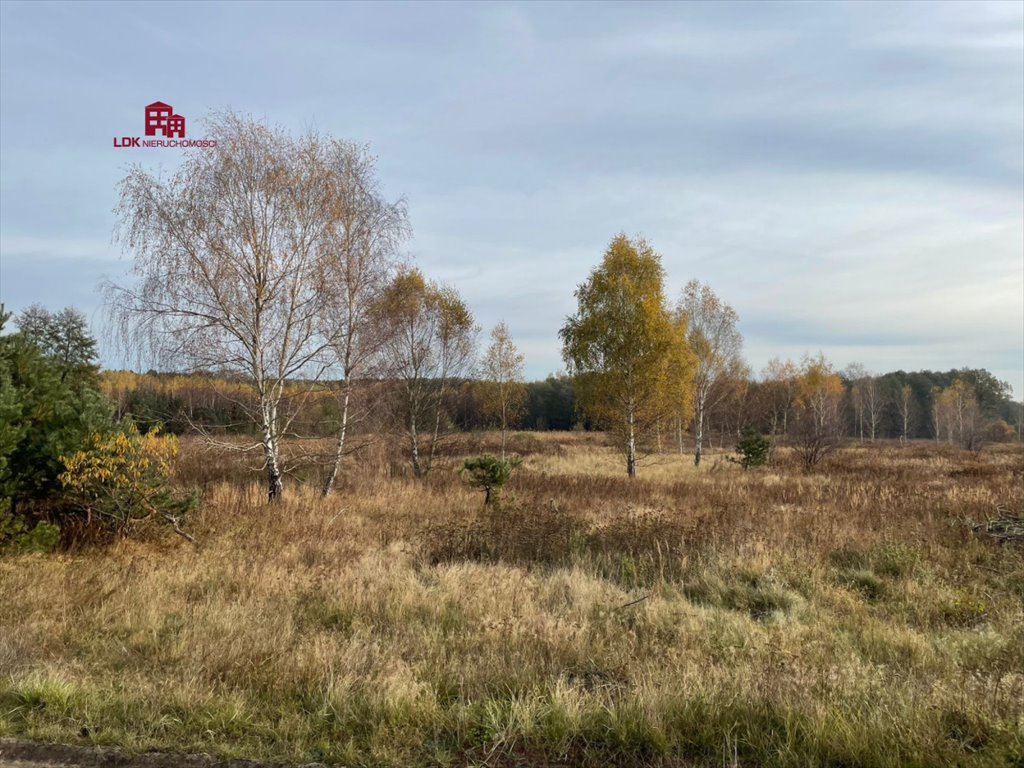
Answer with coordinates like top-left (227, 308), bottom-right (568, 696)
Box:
top-left (164, 515), bottom-right (197, 544)
top-left (615, 594), bottom-right (651, 611)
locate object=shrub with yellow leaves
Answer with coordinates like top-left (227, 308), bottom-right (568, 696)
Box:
top-left (59, 424), bottom-right (195, 537)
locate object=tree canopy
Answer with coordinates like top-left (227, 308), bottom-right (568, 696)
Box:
top-left (560, 234), bottom-right (695, 476)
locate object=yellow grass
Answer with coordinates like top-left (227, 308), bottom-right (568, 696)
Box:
top-left (1, 434), bottom-right (1022, 767)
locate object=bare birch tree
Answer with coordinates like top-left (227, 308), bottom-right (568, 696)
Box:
top-left (762, 357), bottom-right (799, 438)
top-left (318, 144), bottom-right (410, 497)
top-left (863, 374), bottom-right (882, 442)
top-left (845, 363), bottom-right (867, 441)
top-left (107, 112), bottom-right (344, 501)
top-left (707, 367), bottom-right (752, 446)
top-left (847, 366), bottom-right (882, 442)
top-left (897, 383), bottom-right (914, 445)
top-left (676, 280), bottom-right (745, 466)
top-left (479, 321), bottom-right (527, 459)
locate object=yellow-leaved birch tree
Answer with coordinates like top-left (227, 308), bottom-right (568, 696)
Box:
top-left (560, 234), bottom-right (695, 478)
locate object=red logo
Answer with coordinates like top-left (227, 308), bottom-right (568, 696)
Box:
top-left (144, 101), bottom-right (186, 138)
top-left (113, 101), bottom-right (215, 149)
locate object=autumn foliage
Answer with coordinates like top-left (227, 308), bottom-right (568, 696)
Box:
top-left (792, 354), bottom-right (846, 468)
top-left (561, 234), bottom-right (696, 477)
top-left (60, 424), bottom-right (194, 535)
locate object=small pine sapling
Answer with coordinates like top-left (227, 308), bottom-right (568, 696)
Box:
top-left (727, 430), bottom-right (771, 470)
top-left (458, 454), bottom-right (522, 506)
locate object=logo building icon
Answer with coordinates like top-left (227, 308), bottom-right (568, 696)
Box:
top-left (144, 101), bottom-right (185, 138)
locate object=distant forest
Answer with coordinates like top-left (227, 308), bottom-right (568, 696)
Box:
top-left (103, 366), bottom-right (1022, 444)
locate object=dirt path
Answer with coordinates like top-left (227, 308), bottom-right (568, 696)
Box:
top-left (0, 740), bottom-right (328, 768)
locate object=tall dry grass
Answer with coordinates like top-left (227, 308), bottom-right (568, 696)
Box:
top-left (1, 434), bottom-right (1022, 766)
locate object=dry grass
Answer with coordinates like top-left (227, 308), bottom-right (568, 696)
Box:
top-left (1, 433), bottom-right (1022, 767)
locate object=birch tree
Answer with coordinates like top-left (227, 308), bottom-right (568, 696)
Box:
top-left (846, 363), bottom-right (867, 441)
top-left (847, 365), bottom-right (881, 442)
top-left (560, 234), bottom-right (694, 478)
top-left (762, 358), bottom-right (799, 438)
top-left (934, 379), bottom-right (983, 449)
top-left (318, 145), bottom-right (410, 497)
top-left (378, 268), bottom-right (477, 478)
top-left (479, 321), bottom-right (527, 459)
top-left (676, 280), bottom-right (745, 466)
top-left (863, 375), bottom-right (882, 441)
top-left (897, 383), bottom-right (914, 444)
top-left (793, 353), bottom-right (845, 469)
top-left (707, 368), bottom-right (752, 447)
top-left (107, 112), bottom-right (343, 501)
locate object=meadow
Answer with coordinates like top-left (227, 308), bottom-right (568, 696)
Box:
top-left (1, 433), bottom-right (1022, 767)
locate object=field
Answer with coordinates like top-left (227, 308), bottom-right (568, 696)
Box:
top-left (1, 433), bottom-right (1022, 767)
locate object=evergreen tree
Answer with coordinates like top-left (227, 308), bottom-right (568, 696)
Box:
top-left (0, 308), bottom-right (112, 513)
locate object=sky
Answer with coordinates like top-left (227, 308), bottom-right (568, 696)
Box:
top-left (1, 0), bottom-right (1022, 394)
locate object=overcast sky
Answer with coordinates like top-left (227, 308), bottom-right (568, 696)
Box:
top-left (1, 0), bottom-right (1022, 394)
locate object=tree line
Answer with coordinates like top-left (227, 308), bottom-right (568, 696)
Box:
top-left (100, 360), bottom-right (1019, 447)
top-left (101, 369), bottom-right (577, 435)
